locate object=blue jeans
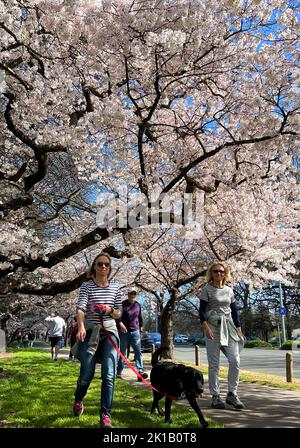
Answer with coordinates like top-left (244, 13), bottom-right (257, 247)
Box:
top-left (117, 330), bottom-right (143, 374)
top-left (74, 331), bottom-right (118, 416)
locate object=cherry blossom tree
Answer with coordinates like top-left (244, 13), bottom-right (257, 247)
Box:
top-left (0, 0), bottom-right (299, 336)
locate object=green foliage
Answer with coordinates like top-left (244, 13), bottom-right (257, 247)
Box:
top-left (0, 349), bottom-right (220, 428)
top-left (280, 341), bottom-right (300, 350)
top-left (269, 341), bottom-right (280, 347)
top-left (244, 340), bottom-right (273, 348)
top-left (239, 308), bottom-right (255, 336)
top-left (252, 304), bottom-right (274, 337)
top-left (239, 305), bottom-right (275, 341)
top-left (194, 338), bottom-right (206, 346)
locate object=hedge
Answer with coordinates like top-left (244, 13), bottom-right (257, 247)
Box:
top-left (280, 340), bottom-right (300, 350)
top-left (244, 340), bottom-right (273, 348)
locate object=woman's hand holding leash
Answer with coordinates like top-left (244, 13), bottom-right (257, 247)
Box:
top-left (93, 304), bottom-right (112, 315)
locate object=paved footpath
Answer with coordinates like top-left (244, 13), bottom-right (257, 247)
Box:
top-left (121, 359), bottom-right (300, 428)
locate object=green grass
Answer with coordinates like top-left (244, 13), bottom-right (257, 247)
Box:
top-left (238, 368), bottom-right (300, 391)
top-left (0, 350), bottom-right (221, 429)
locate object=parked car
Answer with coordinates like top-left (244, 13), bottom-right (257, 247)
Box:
top-left (268, 337), bottom-right (280, 344)
top-left (141, 332), bottom-right (161, 352)
top-left (246, 336), bottom-right (261, 341)
top-left (291, 336), bottom-right (300, 341)
top-left (174, 334), bottom-right (189, 344)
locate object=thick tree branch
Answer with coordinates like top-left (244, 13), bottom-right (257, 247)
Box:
top-left (13, 273), bottom-right (87, 295)
top-left (162, 131), bottom-right (293, 194)
top-left (0, 194), bottom-right (33, 213)
top-left (4, 92), bottom-right (68, 155)
top-left (0, 227), bottom-right (111, 277)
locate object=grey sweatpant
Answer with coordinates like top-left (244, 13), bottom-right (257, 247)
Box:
top-left (205, 326), bottom-right (240, 396)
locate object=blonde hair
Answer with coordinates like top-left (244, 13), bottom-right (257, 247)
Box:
top-left (86, 252), bottom-right (112, 279)
top-left (206, 262), bottom-right (232, 286)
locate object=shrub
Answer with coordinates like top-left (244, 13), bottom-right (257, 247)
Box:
top-left (269, 342), bottom-right (280, 348)
top-left (244, 340), bottom-right (272, 348)
top-left (194, 338), bottom-right (206, 346)
top-left (280, 340), bottom-right (300, 350)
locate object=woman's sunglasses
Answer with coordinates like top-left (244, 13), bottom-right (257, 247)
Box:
top-left (96, 262), bottom-right (110, 267)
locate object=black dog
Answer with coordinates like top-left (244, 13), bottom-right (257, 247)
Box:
top-left (150, 347), bottom-right (209, 428)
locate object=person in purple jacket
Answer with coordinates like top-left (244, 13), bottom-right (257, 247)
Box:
top-left (116, 287), bottom-right (148, 381)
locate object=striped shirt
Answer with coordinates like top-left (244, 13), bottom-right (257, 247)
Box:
top-left (76, 280), bottom-right (122, 325)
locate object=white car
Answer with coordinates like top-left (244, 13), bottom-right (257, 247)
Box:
top-left (174, 334), bottom-right (189, 344)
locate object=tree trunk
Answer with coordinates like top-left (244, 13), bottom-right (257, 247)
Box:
top-left (160, 289), bottom-right (178, 359)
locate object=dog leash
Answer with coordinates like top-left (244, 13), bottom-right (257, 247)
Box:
top-left (99, 318), bottom-right (178, 401)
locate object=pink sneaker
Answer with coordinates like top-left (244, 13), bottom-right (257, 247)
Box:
top-left (73, 401), bottom-right (84, 417)
top-left (100, 412), bottom-right (113, 428)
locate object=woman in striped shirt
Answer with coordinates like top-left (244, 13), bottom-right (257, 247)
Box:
top-left (72, 252), bottom-right (122, 428)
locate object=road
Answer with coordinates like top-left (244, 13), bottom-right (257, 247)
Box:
top-left (173, 345), bottom-right (300, 379)
top-left (34, 340), bottom-right (300, 379)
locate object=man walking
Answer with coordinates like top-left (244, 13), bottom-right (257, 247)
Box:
top-left (117, 287), bottom-right (148, 381)
top-left (44, 311), bottom-right (66, 361)
top-left (66, 316), bottom-right (78, 361)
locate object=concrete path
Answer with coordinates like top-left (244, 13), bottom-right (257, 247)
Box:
top-left (120, 360), bottom-right (300, 428)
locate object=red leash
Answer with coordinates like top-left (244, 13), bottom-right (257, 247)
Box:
top-left (99, 320), bottom-right (177, 401)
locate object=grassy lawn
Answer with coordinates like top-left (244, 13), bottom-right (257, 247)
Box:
top-left (0, 350), bottom-right (221, 429)
top-left (203, 364), bottom-right (300, 392)
top-left (238, 369), bottom-right (300, 391)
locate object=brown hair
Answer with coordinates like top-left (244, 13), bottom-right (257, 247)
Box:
top-left (206, 262), bottom-right (232, 286)
top-left (86, 252), bottom-right (112, 279)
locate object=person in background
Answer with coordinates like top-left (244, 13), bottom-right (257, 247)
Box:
top-left (16, 330), bottom-right (23, 348)
top-left (72, 252), bottom-right (122, 429)
top-left (199, 262), bottom-right (245, 410)
top-left (44, 311), bottom-right (66, 361)
top-left (22, 333), bottom-right (29, 348)
top-left (67, 316), bottom-right (78, 361)
top-left (116, 287), bottom-right (148, 381)
top-left (28, 331), bottom-right (35, 347)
